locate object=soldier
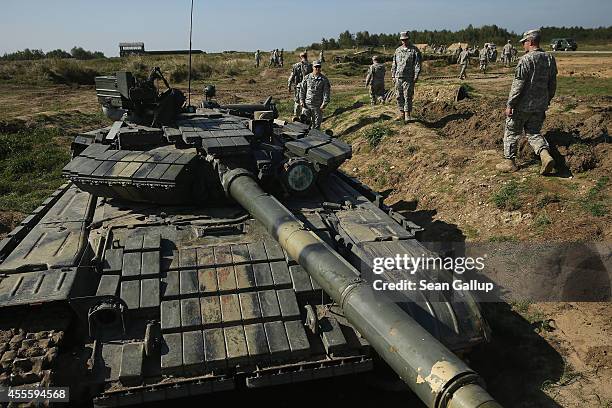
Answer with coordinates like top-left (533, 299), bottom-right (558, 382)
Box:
top-left (269, 50), bottom-right (276, 67)
top-left (299, 60), bottom-right (330, 130)
top-left (502, 40), bottom-right (513, 67)
top-left (319, 49), bottom-right (325, 63)
top-left (365, 55), bottom-right (386, 105)
top-left (511, 47), bottom-right (518, 63)
top-left (288, 51), bottom-right (313, 120)
top-left (254, 49), bottom-right (261, 68)
top-left (279, 48), bottom-right (284, 67)
top-left (457, 47), bottom-right (470, 80)
top-left (496, 29), bottom-right (557, 175)
top-left (479, 44), bottom-right (489, 73)
top-left (391, 31), bottom-right (421, 123)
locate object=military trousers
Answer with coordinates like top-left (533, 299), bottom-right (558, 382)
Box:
top-left (503, 110), bottom-right (549, 159)
top-left (395, 79), bottom-right (415, 113)
top-left (369, 83), bottom-right (385, 105)
top-left (293, 85), bottom-right (306, 117)
top-left (479, 60), bottom-right (487, 71)
top-left (503, 53), bottom-right (511, 66)
top-left (459, 64), bottom-right (468, 79)
top-left (304, 105), bottom-right (323, 129)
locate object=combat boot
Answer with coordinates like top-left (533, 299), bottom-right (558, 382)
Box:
top-left (495, 158), bottom-right (518, 172)
top-left (404, 111), bottom-right (413, 123)
top-left (539, 149), bottom-right (555, 175)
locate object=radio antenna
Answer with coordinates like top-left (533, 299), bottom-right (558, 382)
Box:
top-left (187, 0), bottom-right (194, 107)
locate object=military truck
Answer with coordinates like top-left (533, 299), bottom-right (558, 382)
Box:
top-left (550, 38), bottom-right (578, 51)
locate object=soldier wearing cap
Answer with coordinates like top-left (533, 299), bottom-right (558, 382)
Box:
top-left (288, 51), bottom-right (313, 121)
top-left (299, 60), bottom-right (331, 129)
top-left (502, 40), bottom-right (513, 67)
top-left (365, 55), bottom-right (386, 105)
top-left (496, 29), bottom-right (557, 175)
top-left (269, 50), bottom-right (276, 67)
top-left (254, 49), bottom-right (261, 68)
top-left (392, 31), bottom-right (421, 123)
top-left (457, 47), bottom-right (470, 80)
top-left (479, 44), bottom-right (489, 73)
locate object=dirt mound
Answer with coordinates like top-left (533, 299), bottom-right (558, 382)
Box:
top-left (413, 95), bottom-right (611, 174)
top-left (416, 98), bottom-right (504, 150)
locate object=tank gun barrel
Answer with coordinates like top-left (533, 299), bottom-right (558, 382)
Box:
top-left (222, 169), bottom-right (502, 408)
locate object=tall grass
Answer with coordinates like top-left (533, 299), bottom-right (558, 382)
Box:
top-left (0, 53), bottom-right (261, 86)
top-left (0, 127), bottom-right (70, 213)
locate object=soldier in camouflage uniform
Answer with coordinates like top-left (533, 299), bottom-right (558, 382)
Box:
top-left (496, 30), bottom-right (557, 175)
top-left (254, 50), bottom-right (261, 68)
top-left (299, 60), bottom-right (331, 130)
top-left (365, 56), bottom-right (386, 105)
top-left (269, 50), bottom-right (276, 67)
top-left (392, 31), bottom-right (421, 123)
top-left (457, 48), bottom-right (470, 80)
top-left (502, 40), bottom-right (513, 67)
top-left (479, 44), bottom-right (489, 73)
top-left (288, 51), bottom-right (313, 121)
top-left (511, 47), bottom-right (518, 63)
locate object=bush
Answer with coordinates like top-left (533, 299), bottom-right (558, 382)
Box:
top-left (45, 49), bottom-right (72, 59)
top-left (70, 46), bottom-right (105, 60)
top-left (123, 59), bottom-right (149, 80)
top-left (492, 180), bottom-right (522, 211)
top-left (168, 64), bottom-right (190, 83)
top-left (41, 60), bottom-right (99, 85)
top-left (363, 124), bottom-right (394, 148)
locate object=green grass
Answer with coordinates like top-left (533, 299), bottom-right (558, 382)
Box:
top-left (362, 123), bottom-right (394, 148)
top-left (537, 193), bottom-right (560, 208)
top-left (534, 212), bottom-right (552, 228)
top-left (557, 76), bottom-right (612, 97)
top-left (492, 180), bottom-right (522, 211)
top-left (0, 127), bottom-right (70, 213)
top-left (510, 299), bottom-right (532, 314)
top-left (580, 176), bottom-right (609, 216)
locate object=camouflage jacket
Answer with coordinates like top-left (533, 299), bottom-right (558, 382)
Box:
top-left (365, 62), bottom-right (386, 86)
top-left (507, 49), bottom-right (557, 112)
top-left (479, 48), bottom-right (488, 61)
top-left (457, 50), bottom-right (470, 65)
top-left (503, 43), bottom-right (513, 55)
top-left (299, 73), bottom-right (331, 107)
top-left (288, 60), bottom-right (313, 88)
top-left (391, 45), bottom-right (421, 81)
top-left (255, 51), bottom-right (260, 60)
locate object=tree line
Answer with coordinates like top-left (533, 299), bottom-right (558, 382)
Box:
top-left (303, 25), bottom-right (612, 50)
top-left (0, 47), bottom-right (106, 61)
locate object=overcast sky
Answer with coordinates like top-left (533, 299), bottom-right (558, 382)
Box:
top-left (1, 0), bottom-right (610, 56)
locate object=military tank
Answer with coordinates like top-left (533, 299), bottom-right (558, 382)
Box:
top-left (0, 68), bottom-right (501, 408)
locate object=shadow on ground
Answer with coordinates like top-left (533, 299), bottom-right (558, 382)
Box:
top-left (471, 302), bottom-right (565, 408)
top-left (326, 101), bottom-right (364, 120)
top-left (390, 200), bottom-right (566, 407)
top-left (415, 112), bottom-right (473, 129)
top-left (337, 113), bottom-right (393, 136)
